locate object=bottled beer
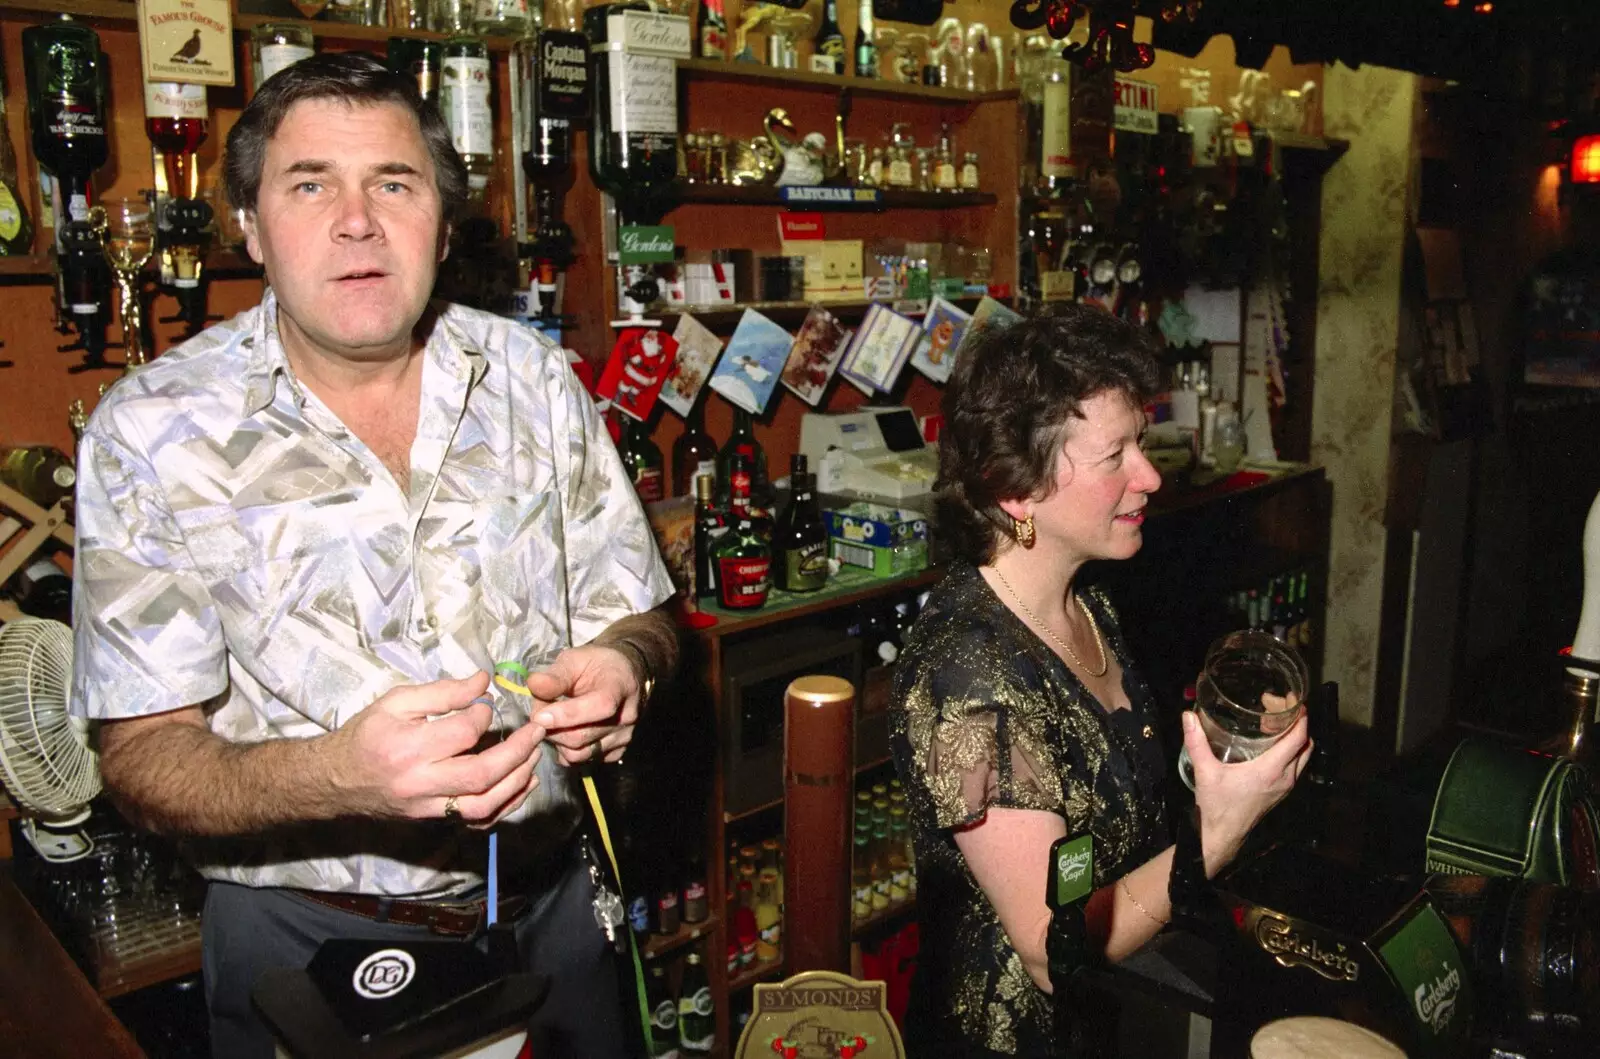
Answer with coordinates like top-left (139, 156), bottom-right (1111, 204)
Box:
top-left (655, 869), bottom-right (681, 935)
top-left (620, 417), bottom-right (665, 502)
top-left (813, 0), bottom-right (846, 74)
top-left (671, 400), bottom-right (717, 497)
top-left (759, 836), bottom-right (784, 905)
top-left (754, 868), bottom-right (781, 962)
top-left (645, 961), bottom-right (681, 1058)
top-left (851, 831), bottom-right (872, 921)
top-left (682, 851), bottom-right (710, 924)
top-left (775, 454), bottom-right (827, 593)
top-left (711, 456), bottom-right (771, 609)
top-left (888, 805), bottom-right (912, 901)
top-left (677, 950), bottom-right (715, 1054)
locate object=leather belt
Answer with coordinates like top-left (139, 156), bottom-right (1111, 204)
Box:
top-left (292, 889), bottom-right (531, 937)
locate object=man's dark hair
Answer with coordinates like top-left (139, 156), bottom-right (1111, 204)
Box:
top-left (223, 51), bottom-right (468, 222)
top-left (936, 304), bottom-right (1161, 566)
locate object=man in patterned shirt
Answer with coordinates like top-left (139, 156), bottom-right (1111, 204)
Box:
top-left (69, 54), bottom-right (677, 1057)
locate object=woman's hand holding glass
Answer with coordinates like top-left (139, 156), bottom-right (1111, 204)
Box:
top-left (1181, 708), bottom-right (1312, 876)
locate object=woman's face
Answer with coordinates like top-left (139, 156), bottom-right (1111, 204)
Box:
top-left (1020, 390), bottom-right (1161, 566)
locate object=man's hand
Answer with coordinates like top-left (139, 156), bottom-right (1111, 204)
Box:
top-left (1184, 710), bottom-right (1311, 876)
top-left (523, 645), bottom-right (641, 766)
top-left (330, 672), bottom-right (546, 826)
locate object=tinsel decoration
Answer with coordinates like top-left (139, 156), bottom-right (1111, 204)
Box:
top-left (1010, 0), bottom-right (1202, 73)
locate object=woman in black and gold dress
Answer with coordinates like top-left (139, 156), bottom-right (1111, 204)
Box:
top-left (890, 306), bottom-right (1312, 1057)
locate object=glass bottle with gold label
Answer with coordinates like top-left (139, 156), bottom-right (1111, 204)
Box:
top-left (0, 52), bottom-right (33, 255)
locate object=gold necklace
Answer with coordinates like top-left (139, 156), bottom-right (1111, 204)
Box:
top-left (989, 566), bottom-right (1109, 677)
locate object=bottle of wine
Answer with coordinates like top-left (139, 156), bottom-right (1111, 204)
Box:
top-left (144, 81), bottom-right (208, 201)
top-left (775, 454), bottom-right (827, 593)
top-left (0, 51), bottom-right (34, 256)
top-left (250, 23), bottom-right (315, 94)
top-left (645, 961), bottom-right (680, 1058)
top-left (0, 446), bottom-right (77, 509)
top-left (812, 0), bottom-right (845, 74)
top-left (441, 30), bottom-right (494, 200)
top-left (714, 407), bottom-right (768, 512)
top-left (697, 0), bottom-right (728, 61)
top-left (711, 454), bottom-right (771, 610)
top-left (22, 15), bottom-right (107, 228)
top-left (854, 0), bottom-right (878, 79)
top-left (586, 2), bottom-right (686, 220)
top-left (671, 400), bottom-right (717, 497)
top-left (677, 950), bottom-right (715, 1055)
top-left (620, 417), bottom-right (665, 502)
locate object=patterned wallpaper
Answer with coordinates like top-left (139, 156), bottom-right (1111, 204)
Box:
top-left (1311, 64), bottom-right (1418, 727)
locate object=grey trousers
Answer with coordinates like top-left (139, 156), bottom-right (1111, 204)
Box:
top-left (201, 849), bottom-right (627, 1059)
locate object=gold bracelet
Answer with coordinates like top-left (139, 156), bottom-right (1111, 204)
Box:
top-left (1121, 877), bottom-right (1168, 926)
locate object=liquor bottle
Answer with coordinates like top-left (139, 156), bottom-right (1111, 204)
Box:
top-left (697, 0), bottom-right (728, 61)
top-left (754, 868), bottom-right (781, 962)
top-left (620, 417), bottom-right (665, 502)
top-left (8, 555), bottom-right (73, 625)
top-left (671, 400), bottom-right (717, 497)
top-left (774, 454), bottom-right (826, 593)
top-left (250, 23), bottom-right (315, 92)
top-left (22, 16), bottom-right (107, 228)
top-left (0, 51), bottom-right (33, 256)
top-left (714, 407), bottom-right (769, 511)
top-left (812, 0), bottom-right (845, 74)
top-left (144, 81), bottom-right (207, 202)
top-left (693, 473), bottom-right (728, 603)
top-left (441, 30), bottom-right (494, 200)
top-left (854, 0), bottom-right (878, 79)
top-left (677, 950), bottom-right (715, 1055)
top-left (0, 446), bottom-right (77, 509)
top-left (682, 851), bottom-right (709, 924)
top-left (933, 121), bottom-right (957, 192)
top-left (1020, 47), bottom-right (1075, 199)
top-left (387, 37), bottom-right (443, 104)
top-left (586, 2), bottom-right (685, 221)
top-left (645, 962), bottom-right (681, 1058)
top-left (712, 455), bottom-right (771, 610)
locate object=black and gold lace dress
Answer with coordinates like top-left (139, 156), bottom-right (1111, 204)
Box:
top-left (889, 562), bottom-right (1171, 1058)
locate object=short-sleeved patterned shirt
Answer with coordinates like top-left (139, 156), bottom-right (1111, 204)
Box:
top-left (69, 289), bottom-right (674, 897)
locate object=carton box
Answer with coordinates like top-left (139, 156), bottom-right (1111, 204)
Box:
top-left (824, 501), bottom-right (929, 577)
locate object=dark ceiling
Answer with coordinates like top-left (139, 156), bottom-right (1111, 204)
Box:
top-left (1150, 0), bottom-right (1600, 91)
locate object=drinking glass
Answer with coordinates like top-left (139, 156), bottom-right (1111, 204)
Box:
top-left (1177, 630), bottom-right (1307, 790)
top-left (100, 200), bottom-right (154, 368)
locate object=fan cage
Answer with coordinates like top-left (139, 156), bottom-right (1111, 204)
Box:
top-left (0, 618), bottom-right (101, 817)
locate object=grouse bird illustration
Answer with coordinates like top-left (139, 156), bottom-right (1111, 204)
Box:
top-left (171, 29), bottom-right (202, 63)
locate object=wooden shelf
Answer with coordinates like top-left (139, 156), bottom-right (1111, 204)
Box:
top-left (851, 896), bottom-right (915, 939)
top-left (660, 295), bottom-right (981, 333)
top-left (693, 565), bottom-right (940, 639)
top-left (0, 249), bottom-right (261, 286)
top-left (728, 954), bottom-right (783, 992)
top-left (0, 0), bottom-right (138, 26)
top-left (679, 58), bottom-right (1016, 105)
top-left (640, 915), bottom-right (718, 962)
top-left (674, 184), bottom-right (996, 211)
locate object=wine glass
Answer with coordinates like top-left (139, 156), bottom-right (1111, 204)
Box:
top-left (99, 199), bottom-right (154, 368)
top-left (1177, 630), bottom-right (1307, 790)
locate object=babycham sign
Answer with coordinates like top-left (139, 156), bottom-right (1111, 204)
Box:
top-left (138, 0), bottom-right (235, 87)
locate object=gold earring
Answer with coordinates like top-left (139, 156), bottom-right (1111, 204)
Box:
top-left (1013, 513), bottom-right (1036, 548)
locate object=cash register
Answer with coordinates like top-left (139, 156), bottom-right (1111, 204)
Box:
top-left (799, 406), bottom-right (939, 500)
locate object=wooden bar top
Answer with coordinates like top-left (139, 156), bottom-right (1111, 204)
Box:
top-left (0, 862), bottom-right (145, 1058)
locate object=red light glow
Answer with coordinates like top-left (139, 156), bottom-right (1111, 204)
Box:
top-left (1574, 135), bottom-right (1600, 184)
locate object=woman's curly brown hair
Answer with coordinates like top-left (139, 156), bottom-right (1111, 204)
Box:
top-left (936, 304), bottom-right (1161, 566)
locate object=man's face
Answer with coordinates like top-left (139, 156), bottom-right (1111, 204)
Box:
top-left (241, 98), bottom-right (447, 364)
